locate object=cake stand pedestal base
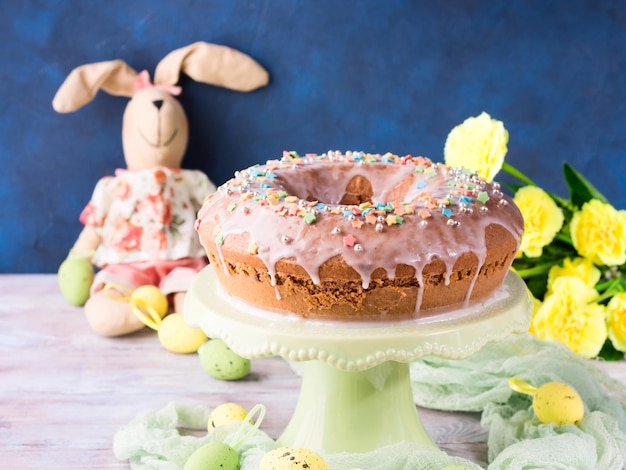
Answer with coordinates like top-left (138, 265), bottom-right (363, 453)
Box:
top-left (279, 360), bottom-right (434, 452)
top-left (185, 266), bottom-right (532, 454)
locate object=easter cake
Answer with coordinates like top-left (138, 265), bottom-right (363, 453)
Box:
top-left (195, 150), bottom-right (523, 320)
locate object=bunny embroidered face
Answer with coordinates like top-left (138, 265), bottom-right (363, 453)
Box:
top-left (122, 87), bottom-right (189, 170)
top-left (53, 42), bottom-right (270, 171)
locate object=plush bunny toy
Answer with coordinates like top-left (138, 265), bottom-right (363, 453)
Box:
top-left (53, 42), bottom-right (269, 336)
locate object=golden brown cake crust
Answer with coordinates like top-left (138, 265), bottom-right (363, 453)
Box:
top-left (196, 151), bottom-right (524, 320)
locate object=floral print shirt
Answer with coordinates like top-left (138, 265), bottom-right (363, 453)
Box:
top-left (80, 167), bottom-right (215, 267)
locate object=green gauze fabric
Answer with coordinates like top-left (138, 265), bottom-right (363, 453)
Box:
top-left (114, 334), bottom-right (626, 469)
top-left (113, 403), bottom-right (481, 470)
top-left (410, 333), bottom-right (626, 469)
top-left (114, 402), bottom-right (484, 469)
top-left (113, 402), bottom-right (213, 469)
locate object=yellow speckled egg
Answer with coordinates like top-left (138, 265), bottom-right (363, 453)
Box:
top-left (207, 402), bottom-right (249, 432)
top-left (198, 339), bottom-right (251, 380)
top-left (259, 447), bottom-right (328, 470)
top-left (158, 313), bottom-right (208, 354)
top-left (532, 381), bottom-right (584, 425)
top-left (183, 441), bottom-right (239, 470)
top-left (131, 285), bottom-right (168, 318)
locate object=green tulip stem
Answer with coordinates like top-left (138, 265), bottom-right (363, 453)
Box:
top-left (553, 233), bottom-right (574, 245)
top-left (501, 162), bottom-right (536, 186)
top-left (594, 279), bottom-right (615, 292)
top-left (514, 263), bottom-right (553, 278)
top-left (593, 278), bottom-right (625, 304)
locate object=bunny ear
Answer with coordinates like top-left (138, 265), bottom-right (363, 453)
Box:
top-left (154, 42), bottom-right (269, 92)
top-left (52, 60), bottom-right (138, 113)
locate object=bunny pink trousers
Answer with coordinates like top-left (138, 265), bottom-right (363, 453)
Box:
top-left (90, 257), bottom-right (207, 296)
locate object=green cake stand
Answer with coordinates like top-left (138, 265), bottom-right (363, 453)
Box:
top-left (185, 266), bottom-right (532, 454)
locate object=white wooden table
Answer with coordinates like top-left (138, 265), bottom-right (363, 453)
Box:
top-left (2, 275), bottom-right (625, 469)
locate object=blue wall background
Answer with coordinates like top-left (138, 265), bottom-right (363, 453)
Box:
top-left (2, 0), bottom-right (626, 273)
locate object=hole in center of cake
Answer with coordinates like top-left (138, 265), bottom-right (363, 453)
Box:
top-left (339, 175), bottom-right (374, 205)
top-left (304, 174), bottom-right (374, 205)
top-left (278, 171), bottom-right (375, 205)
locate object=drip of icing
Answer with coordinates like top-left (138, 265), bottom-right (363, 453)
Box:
top-left (197, 151), bottom-right (523, 313)
top-left (465, 256), bottom-right (485, 305)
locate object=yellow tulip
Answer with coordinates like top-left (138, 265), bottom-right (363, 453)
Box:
top-left (513, 186), bottom-right (564, 258)
top-left (606, 293), bottom-right (626, 352)
top-left (531, 276), bottom-right (606, 358)
top-left (570, 199), bottom-right (626, 266)
top-left (444, 112), bottom-right (508, 182)
top-left (546, 257), bottom-right (601, 295)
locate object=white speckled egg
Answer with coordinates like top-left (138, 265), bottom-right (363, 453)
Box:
top-left (183, 441), bottom-right (240, 470)
top-left (259, 447), bottom-right (328, 470)
top-left (207, 402), bottom-right (249, 432)
top-left (198, 339), bottom-right (251, 380)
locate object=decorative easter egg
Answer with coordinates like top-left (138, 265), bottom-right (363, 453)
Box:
top-left (183, 441), bottom-right (240, 470)
top-left (259, 447), bottom-right (328, 470)
top-left (58, 257), bottom-right (94, 306)
top-left (157, 313), bottom-right (208, 354)
top-left (440, 466), bottom-right (474, 470)
top-left (532, 381), bottom-right (584, 425)
top-left (207, 402), bottom-right (248, 432)
top-left (131, 285), bottom-right (168, 318)
top-left (198, 339), bottom-right (251, 380)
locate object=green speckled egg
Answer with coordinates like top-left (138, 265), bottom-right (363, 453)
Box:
top-left (259, 447), bottom-right (328, 470)
top-left (58, 257), bottom-right (94, 306)
top-left (183, 441), bottom-right (240, 470)
top-left (198, 339), bottom-right (250, 381)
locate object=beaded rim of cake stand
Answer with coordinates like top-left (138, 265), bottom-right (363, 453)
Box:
top-left (185, 267), bottom-right (533, 372)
